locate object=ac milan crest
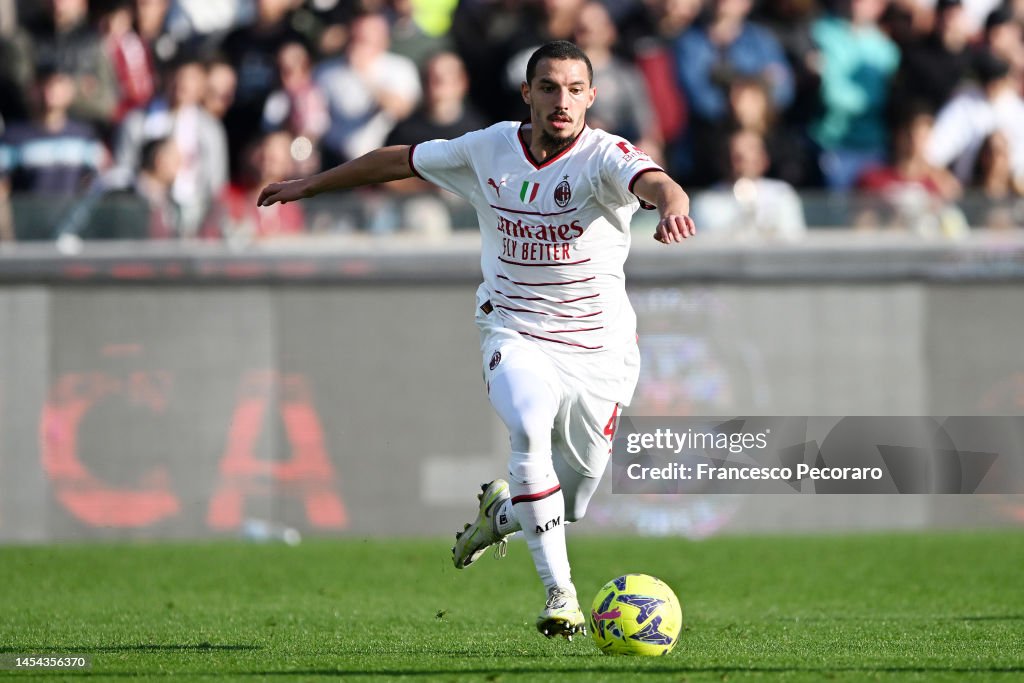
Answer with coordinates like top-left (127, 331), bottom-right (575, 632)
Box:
top-left (489, 351), bottom-right (502, 370)
top-left (554, 177), bottom-right (572, 207)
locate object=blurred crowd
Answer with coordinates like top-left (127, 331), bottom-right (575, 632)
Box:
top-left (1, 0), bottom-right (1023, 242)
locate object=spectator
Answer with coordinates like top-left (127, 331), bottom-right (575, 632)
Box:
top-left (968, 131), bottom-right (1024, 228)
top-left (0, 65), bottom-right (105, 192)
top-left (752, 0), bottom-right (822, 127)
top-left (655, 0), bottom-right (705, 40)
top-left (926, 50), bottom-right (1024, 187)
top-left (973, 131), bottom-right (1023, 197)
top-left (385, 51), bottom-right (486, 147)
top-left (315, 12), bottom-right (421, 165)
top-left (165, 0), bottom-right (250, 44)
top-left (97, 0), bottom-right (157, 123)
top-left (203, 57), bottom-right (237, 120)
top-left (674, 0), bottom-right (795, 124)
top-left (855, 105), bottom-right (966, 233)
top-left (449, 0), bottom-right (537, 123)
top-left (135, 0), bottom-right (178, 65)
top-left (673, 0), bottom-right (795, 183)
top-left (0, 65), bottom-right (105, 239)
top-left (502, 0), bottom-right (589, 103)
top-left (389, 0), bottom-right (452, 65)
top-left (573, 1), bottom-right (664, 163)
top-left (810, 0), bottom-right (900, 189)
top-left (132, 135), bottom-right (182, 238)
top-left (203, 129), bottom-right (305, 243)
top-left (698, 75), bottom-right (815, 187)
top-left (960, 0), bottom-right (1006, 36)
top-left (116, 57), bottom-right (228, 234)
top-left (262, 41), bottom-right (329, 174)
top-left (222, 0), bottom-right (305, 115)
top-left (0, 3), bottom-right (30, 124)
top-left (615, 0), bottom-right (703, 57)
top-left (859, 105), bottom-right (962, 200)
top-left (625, 0), bottom-right (702, 180)
top-left (69, 133), bottom-right (182, 240)
top-left (220, 0), bottom-right (307, 165)
top-left (891, 0), bottom-right (972, 115)
top-left (983, 5), bottom-right (1024, 88)
top-left (383, 50), bottom-right (485, 202)
top-left (5, 0), bottom-right (119, 130)
top-left (691, 129), bottom-right (807, 239)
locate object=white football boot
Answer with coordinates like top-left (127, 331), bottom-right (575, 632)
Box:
top-left (452, 480), bottom-right (511, 569)
top-left (537, 585), bottom-right (586, 640)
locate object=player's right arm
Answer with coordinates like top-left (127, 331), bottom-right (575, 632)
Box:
top-left (257, 145), bottom-right (414, 206)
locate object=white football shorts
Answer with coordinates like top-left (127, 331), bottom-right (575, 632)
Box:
top-left (475, 288), bottom-right (640, 478)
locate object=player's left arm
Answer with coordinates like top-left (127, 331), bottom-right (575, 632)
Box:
top-left (632, 171), bottom-right (696, 244)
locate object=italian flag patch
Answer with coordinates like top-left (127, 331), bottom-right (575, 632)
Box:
top-left (520, 181), bottom-right (540, 202)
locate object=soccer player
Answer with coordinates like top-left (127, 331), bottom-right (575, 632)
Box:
top-left (258, 40), bottom-right (696, 640)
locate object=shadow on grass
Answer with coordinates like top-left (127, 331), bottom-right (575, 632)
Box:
top-left (0, 644), bottom-right (261, 654)
top-left (765, 614), bottom-right (1024, 624)
top-left (252, 666), bottom-right (1024, 677)
top-left (15, 665), bottom-right (1024, 678)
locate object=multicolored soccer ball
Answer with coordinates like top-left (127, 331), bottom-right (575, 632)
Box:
top-left (589, 573), bottom-right (683, 656)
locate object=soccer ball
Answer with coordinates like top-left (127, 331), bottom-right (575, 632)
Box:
top-left (589, 573), bottom-right (683, 656)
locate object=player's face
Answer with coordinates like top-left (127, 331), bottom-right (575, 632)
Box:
top-left (521, 58), bottom-right (595, 147)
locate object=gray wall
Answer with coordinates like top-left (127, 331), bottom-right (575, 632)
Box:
top-left (1, 241), bottom-right (1023, 541)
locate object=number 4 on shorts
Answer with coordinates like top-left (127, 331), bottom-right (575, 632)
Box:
top-left (603, 403), bottom-right (620, 438)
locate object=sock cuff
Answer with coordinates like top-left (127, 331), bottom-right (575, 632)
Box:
top-left (511, 483), bottom-right (561, 505)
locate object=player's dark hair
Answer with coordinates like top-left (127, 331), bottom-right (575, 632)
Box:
top-left (525, 41), bottom-right (593, 86)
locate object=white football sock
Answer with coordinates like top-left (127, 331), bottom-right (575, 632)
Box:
top-left (488, 363), bottom-right (571, 590)
top-left (509, 460), bottom-right (572, 591)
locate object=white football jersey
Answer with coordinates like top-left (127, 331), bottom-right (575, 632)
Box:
top-left (410, 122), bottom-right (662, 353)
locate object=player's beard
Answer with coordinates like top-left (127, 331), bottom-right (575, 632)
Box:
top-left (538, 121), bottom-right (582, 156)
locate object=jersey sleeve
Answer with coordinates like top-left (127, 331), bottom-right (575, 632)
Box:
top-left (599, 135), bottom-right (664, 210)
top-left (408, 129), bottom-right (483, 201)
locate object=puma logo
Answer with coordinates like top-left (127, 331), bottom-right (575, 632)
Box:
top-left (487, 177), bottom-right (506, 196)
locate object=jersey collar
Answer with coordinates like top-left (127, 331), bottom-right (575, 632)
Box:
top-left (517, 123), bottom-right (587, 170)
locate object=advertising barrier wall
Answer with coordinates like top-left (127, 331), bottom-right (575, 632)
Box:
top-left (1, 237), bottom-right (1023, 541)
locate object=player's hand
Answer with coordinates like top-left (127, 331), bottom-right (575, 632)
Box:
top-left (257, 178), bottom-right (313, 207)
top-left (654, 214), bottom-right (696, 243)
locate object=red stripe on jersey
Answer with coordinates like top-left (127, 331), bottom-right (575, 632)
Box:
top-left (521, 332), bottom-right (604, 350)
top-left (495, 304), bottom-right (550, 315)
top-left (495, 290), bottom-right (599, 305)
top-left (544, 326), bottom-right (604, 333)
top-left (489, 204), bottom-right (576, 216)
top-left (555, 310), bottom-right (603, 319)
top-left (511, 484), bottom-right (562, 504)
top-left (408, 144), bottom-right (424, 180)
top-left (495, 290), bottom-right (545, 301)
top-left (497, 274), bottom-right (596, 287)
top-left (517, 124), bottom-right (587, 169)
top-left (498, 256), bottom-right (591, 267)
top-left (557, 292), bottom-right (600, 304)
top-left (496, 304), bottom-right (604, 319)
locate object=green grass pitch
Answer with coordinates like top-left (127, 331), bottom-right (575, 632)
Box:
top-left (1, 532), bottom-right (1022, 681)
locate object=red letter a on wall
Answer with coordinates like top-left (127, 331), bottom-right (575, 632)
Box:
top-left (207, 371), bottom-right (347, 530)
